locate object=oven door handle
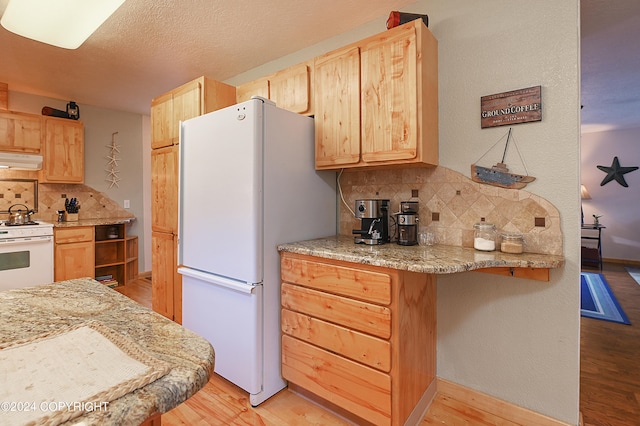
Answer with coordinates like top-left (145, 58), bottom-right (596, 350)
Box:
top-left (0, 236), bottom-right (53, 245)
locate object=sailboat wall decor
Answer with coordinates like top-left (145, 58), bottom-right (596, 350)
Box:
top-left (471, 128), bottom-right (536, 189)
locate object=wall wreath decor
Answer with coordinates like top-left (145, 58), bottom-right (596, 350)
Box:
top-left (597, 156), bottom-right (638, 187)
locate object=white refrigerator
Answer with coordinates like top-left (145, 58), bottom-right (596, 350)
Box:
top-left (177, 97), bottom-right (336, 406)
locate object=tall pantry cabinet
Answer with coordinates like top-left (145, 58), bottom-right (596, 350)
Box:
top-left (151, 77), bottom-right (236, 323)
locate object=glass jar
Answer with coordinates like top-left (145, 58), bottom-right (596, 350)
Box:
top-left (473, 222), bottom-right (497, 251)
top-left (500, 232), bottom-right (524, 254)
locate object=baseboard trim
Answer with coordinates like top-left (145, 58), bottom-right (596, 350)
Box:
top-left (405, 379), bottom-right (437, 425)
top-left (436, 378), bottom-right (574, 426)
top-left (603, 258), bottom-right (640, 267)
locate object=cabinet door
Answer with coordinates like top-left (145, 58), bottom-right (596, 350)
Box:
top-left (361, 24), bottom-right (418, 163)
top-left (55, 241), bottom-right (95, 281)
top-left (0, 111), bottom-right (42, 153)
top-left (152, 231), bottom-right (176, 320)
top-left (172, 80), bottom-right (203, 141)
top-left (0, 82), bottom-right (6, 110)
top-left (236, 77), bottom-right (270, 103)
top-left (270, 62), bottom-right (311, 114)
top-left (151, 81), bottom-right (202, 148)
top-left (151, 146), bottom-right (179, 233)
top-left (173, 234), bottom-right (182, 325)
top-left (151, 91), bottom-right (173, 149)
top-left (314, 46), bottom-right (361, 169)
top-left (41, 118), bottom-right (84, 183)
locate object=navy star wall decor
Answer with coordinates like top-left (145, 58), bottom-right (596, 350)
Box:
top-left (597, 156), bottom-right (639, 187)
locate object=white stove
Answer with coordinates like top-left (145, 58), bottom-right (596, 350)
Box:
top-left (0, 220), bottom-right (54, 237)
top-left (0, 220), bottom-right (54, 290)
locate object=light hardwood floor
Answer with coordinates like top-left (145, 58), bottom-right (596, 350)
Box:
top-left (116, 264), bottom-right (640, 425)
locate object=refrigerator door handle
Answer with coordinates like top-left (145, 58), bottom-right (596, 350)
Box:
top-left (178, 267), bottom-right (256, 294)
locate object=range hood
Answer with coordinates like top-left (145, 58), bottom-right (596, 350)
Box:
top-left (0, 152), bottom-right (43, 170)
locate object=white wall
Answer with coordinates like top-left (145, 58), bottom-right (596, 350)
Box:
top-left (582, 126), bottom-right (640, 262)
top-left (429, 2), bottom-right (580, 423)
top-left (141, 115), bottom-right (152, 276)
top-left (228, 1), bottom-right (581, 423)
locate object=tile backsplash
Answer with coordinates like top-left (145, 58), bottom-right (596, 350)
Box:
top-left (0, 179), bottom-right (133, 223)
top-left (0, 179), bottom-right (37, 213)
top-left (37, 184), bottom-right (134, 223)
top-left (338, 166), bottom-right (562, 256)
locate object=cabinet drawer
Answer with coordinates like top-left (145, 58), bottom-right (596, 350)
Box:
top-left (282, 335), bottom-right (391, 425)
top-left (282, 283), bottom-right (391, 339)
top-left (282, 308), bottom-right (390, 372)
top-left (54, 227), bottom-right (94, 244)
top-left (281, 255), bottom-right (392, 305)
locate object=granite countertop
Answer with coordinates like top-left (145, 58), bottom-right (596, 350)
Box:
top-left (53, 217), bottom-right (136, 228)
top-left (0, 278), bottom-right (214, 425)
top-left (278, 235), bottom-right (565, 274)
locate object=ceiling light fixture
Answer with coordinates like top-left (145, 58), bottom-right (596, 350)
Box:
top-left (0, 0), bottom-right (126, 49)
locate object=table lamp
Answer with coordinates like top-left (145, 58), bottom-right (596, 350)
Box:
top-left (581, 184), bottom-right (591, 224)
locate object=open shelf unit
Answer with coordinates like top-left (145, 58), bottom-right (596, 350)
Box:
top-left (95, 223), bottom-right (139, 286)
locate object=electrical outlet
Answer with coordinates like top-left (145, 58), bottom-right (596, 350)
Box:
top-left (124, 200), bottom-right (130, 209)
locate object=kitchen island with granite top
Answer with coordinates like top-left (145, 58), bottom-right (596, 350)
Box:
top-left (0, 277), bottom-right (214, 426)
top-left (277, 235), bottom-right (565, 426)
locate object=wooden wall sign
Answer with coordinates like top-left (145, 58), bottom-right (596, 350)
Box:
top-left (481, 86), bottom-right (542, 128)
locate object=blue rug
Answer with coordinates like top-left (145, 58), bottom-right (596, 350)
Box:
top-left (581, 272), bottom-right (630, 324)
top-left (625, 266), bottom-right (640, 285)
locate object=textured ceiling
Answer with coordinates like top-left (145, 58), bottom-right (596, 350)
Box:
top-left (0, 0), bottom-right (415, 115)
top-left (1, 0), bottom-right (638, 134)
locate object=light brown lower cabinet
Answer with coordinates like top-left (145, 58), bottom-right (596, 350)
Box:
top-left (54, 227), bottom-right (95, 281)
top-left (280, 252), bottom-right (436, 426)
top-left (54, 224), bottom-right (138, 285)
top-left (151, 231), bottom-right (181, 324)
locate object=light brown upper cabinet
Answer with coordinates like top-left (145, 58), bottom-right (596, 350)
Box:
top-left (314, 20), bottom-right (438, 170)
top-left (151, 76), bottom-right (236, 149)
top-left (0, 110), bottom-right (42, 153)
top-left (236, 77), bottom-right (270, 104)
top-left (270, 63), bottom-right (312, 115)
top-left (150, 91), bottom-right (173, 149)
top-left (314, 46), bottom-right (361, 168)
top-left (40, 117), bottom-right (84, 183)
top-left (235, 61), bottom-right (313, 116)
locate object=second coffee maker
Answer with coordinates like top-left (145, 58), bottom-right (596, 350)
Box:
top-left (396, 201), bottom-right (419, 245)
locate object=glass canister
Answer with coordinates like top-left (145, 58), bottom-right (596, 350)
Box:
top-left (473, 222), bottom-right (497, 251)
top-left (500, 232), bottom-right (524, 254)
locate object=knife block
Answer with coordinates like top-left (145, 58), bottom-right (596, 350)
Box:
top-left (65, 212), bottom-right (79, 222)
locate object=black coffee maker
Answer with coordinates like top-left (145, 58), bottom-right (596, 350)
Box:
top-left (352, 199), bottom-right (390, 245)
